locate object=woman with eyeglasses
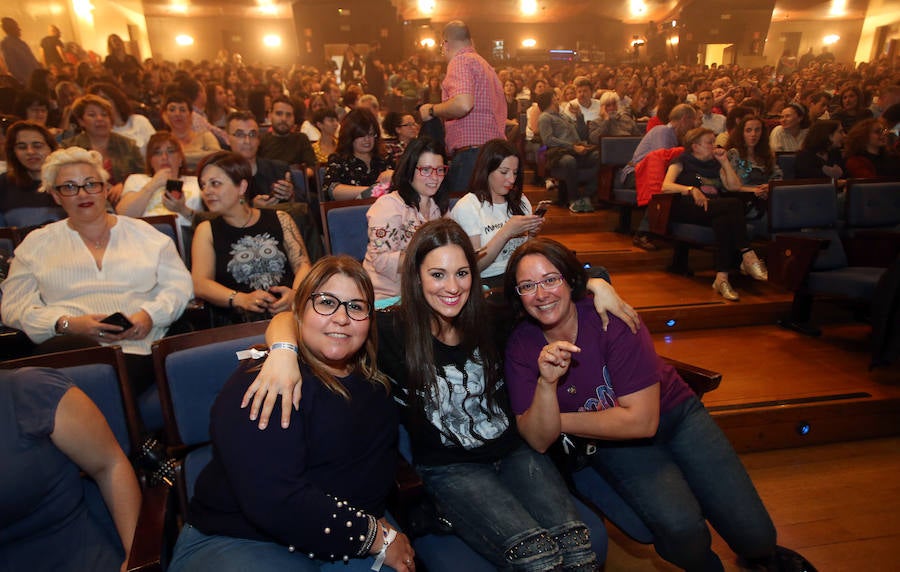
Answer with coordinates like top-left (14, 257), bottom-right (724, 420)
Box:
top-left (502, 238), bottom-right (814, 572)
top-left (168, 255), bottom-right (416, 572)
top-left (1, 146), bottom-right (193, 395)
top-left (118, 131), bottom-right (202, 231)
top-left (363, 136), bottom-right (448, 302)
top-left (843, 118), bottom-right (900, 178)
top-left (322, 108), bottom-right (393, 201)
top-left (242, 219), bottom-right (642, 570)
top-left (192, 151), bottom-right (311, 326)
top-left (0, 120), bottom-right (64, 226)
top-left (382, 111), bottom-right (420, 169)
top-left (450, 139), bottom-right (542, 289)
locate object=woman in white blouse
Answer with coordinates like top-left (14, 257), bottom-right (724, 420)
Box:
top-left (450, 139), bottom-right (542, 288)
top-left (1, 146), bottom-right (193, 393)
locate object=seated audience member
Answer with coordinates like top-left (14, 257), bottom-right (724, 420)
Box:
top-left (831, 86), bottom-right (873, 133)
top-left (1, 147), bottom-right (193, 393)
top-left (363, 136), bottom-right (447, 301)
top-left (803, 90), bottom-right (831, 122)
top-left (587, 91), bottom-right (643, 141)
top-left (311, 108), bottom-right (339, 165)
top-left (525, 78), bottom-right (550, 143)
top-left (226, 111), bottom-right (296, 208)
top-left (794, 120), bottom-right (845, 180)
top-left (502, 237), bottom-right (816, 572)
top-left (715, 105), bottom-right (755, 148)
top-left (118, 131), bottom-right (202, 229)
top-left (168, 255), bottom-right (415, 572)
top-left (503, 78), bottom-right (521, 141)
top-left (764, 93), bottom-right (787, 125)
top-left (161, 93), bottom-right (221, 174)
top-left (726, 115), bottom-right (782, 218)
top-left (381, 111), bottom-right (420, 169)
top-left (248, 219), bottom-right (635, 570)
top-left (258, 95), bottom-right (316, 173)
top-left (450, 139), bottom-right (542, 288)
top-left (697, 90), bottom-right (726, 134)
top-left (13, 90), bottom-right (58, 136)
top-left (0, 120), bottom-right (63, 224)
top-left (191, 151), bottom-right (311, 326)
top-left (870, 85), bottom-right (900, 119)
top-left (883, 103), bottom-right (900, 153)
top-left (62, 95), bottom-right (143, 205)
top-left (322, 108), bottom-right (392, 201)
top-left (205, 82), bottom-right (233, 130)
top-left (562, 76), bottom-right (602, 123)
top-left (630, 87), bottom-right (656, 122)
top-left (537, 91), bottom-right (599, 213)
top-left (843, 118), bottom-right (900, 178)
top-left (88, 82), bottom-right (156, 158)
top-left (769, 103), bottom-right (809, 153)
top-left (54, 80), bottom-right (82, 140)
top-left (644, 91), bottom-right (678, 132)
top-left (661, 128), bottom-right (768, 301)
top-left (301, 93), bottom-right (330, 143)
top-left (0, 367), bottom-right (142, 572)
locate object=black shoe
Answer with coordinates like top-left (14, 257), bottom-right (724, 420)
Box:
top-left (632, 234), bottom-right (657, 251)
top-left (770, 546), bottom-right (817, 572)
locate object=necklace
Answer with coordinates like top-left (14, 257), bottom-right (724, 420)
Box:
top-left (239, 208), bottom-right (254, 228)
top-left (71, 216), bottom-right (110, 250)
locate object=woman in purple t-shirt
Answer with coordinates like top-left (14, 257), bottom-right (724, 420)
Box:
top-left (503, 238), bottom-right (811, 572)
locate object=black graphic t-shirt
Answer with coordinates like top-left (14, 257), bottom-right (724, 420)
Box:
top-left (210, 209), bottom-right (294, 293)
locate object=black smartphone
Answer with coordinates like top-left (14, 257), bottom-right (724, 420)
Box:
top-left (534, 200), bottom-right (552, 217)
top-left (100, 312), bottom-right (134, 330)
top-left (165, 179), bottom-right (184, 200)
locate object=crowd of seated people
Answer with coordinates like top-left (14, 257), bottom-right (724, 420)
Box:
top-left (0, 37), bottom-right (900, 569)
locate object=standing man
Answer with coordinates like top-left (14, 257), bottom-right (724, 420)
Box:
top-left (258, 95), bottom-right (316, 176)
top-left (419, 20), bottom-right (505, 193)
top-left (40, 25), bottom-right (65, 70)
top-left (0, 18), bottom-right (40, 86)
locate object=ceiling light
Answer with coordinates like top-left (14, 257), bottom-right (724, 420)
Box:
top-left (522, 38), bottom-right (536, 48)
top-left (420, 38), bottom-right (436, 48)
top-left (263, 34), bottom-right (282, 47)
top-left (418, 0), bottom-right (435, 14)
top-left (630, 0), bottom-right (646, 17)
top-left (823, 34), bottom-right (840, 45)
top-left (175, 34), bottom-right (194, 46)
top-left (521, 0), bottom-right (537, 16)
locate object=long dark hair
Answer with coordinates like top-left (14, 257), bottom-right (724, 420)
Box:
top-left (504, 237), bottom-right (588, 320)
top-left (398, 219), bottom-right (502, 410)
top-left (392, 136), bottom-right (449, 214)
top-left (727, 116), bottom-right (775, 175)
top-left (844, 118), bottom-right (882, 157)
top-left (466, 139), bottom-right (526, 216)
top-left (801, 120), bottom-right (842, 154)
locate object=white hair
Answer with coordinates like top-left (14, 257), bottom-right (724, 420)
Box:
top-left (599, 91), bottom-right (620, 107)
top-left (40, 146), bottom-right (110, 193)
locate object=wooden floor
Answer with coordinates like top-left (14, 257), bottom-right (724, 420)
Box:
top-left (520, 182), bottom-right (900, 569)
top-left (604, 436), bottom-right (900, 571)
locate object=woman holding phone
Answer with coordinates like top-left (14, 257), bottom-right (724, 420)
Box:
top-left (118, 131), bottom-right (202, 229)
top-left (449, 139), bottom-right (543, 289)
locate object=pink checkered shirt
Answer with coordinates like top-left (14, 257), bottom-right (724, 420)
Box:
top-left (441, 46), bottom-right (506, 154)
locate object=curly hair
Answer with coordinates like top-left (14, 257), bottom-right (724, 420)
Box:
top-left (40, 146), bottom-right (110, 194)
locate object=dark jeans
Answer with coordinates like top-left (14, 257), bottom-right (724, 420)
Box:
top-left (445, 147), bottom-right (481, 194)
top-left (548, 149), bottom-right (599, 202)
top-left (670, 195), bottom-right (750, 272)
top-left (418, 444), bottom-right (598, 571)
top-left (589, 397), bottom-right (776, 572)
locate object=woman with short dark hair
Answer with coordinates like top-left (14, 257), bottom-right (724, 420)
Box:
top-left (322, 108), bottom-right (393, 201)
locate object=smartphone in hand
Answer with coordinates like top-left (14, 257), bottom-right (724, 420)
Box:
top-left (100, 312), bottom-right (134, 330)
top-left (534, 200), bottom-right (552, 217)
top-left (165, 179), bottom-right (184, 200)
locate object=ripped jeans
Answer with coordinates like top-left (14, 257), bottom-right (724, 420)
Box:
top-left (418, 444), bottom-right (598, 571)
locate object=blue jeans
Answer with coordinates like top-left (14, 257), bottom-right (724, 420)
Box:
top-left (168, 524), bottom-right (383, 572)
top-left (445, 147), bottom-right (480, 194)
top-left (589, 397), bottom-right (776, 572)
top-left (418, 444), bottom-right (598, 571)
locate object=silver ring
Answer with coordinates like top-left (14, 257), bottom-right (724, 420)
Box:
top-left (98, 331), bottom-right (105, 338)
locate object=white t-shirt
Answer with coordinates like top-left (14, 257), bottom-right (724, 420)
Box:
top-left (121, 174), bottom-right (202, 227)
top-left (113, 114), bottom-right (156, 159)
top-left (450, 193), bottom-right (532, 279)
top-left (562, 98), bottom-right (602, 123)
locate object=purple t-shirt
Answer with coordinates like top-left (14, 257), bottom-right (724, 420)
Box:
top-left (505, 298), bottom-right (693, 416)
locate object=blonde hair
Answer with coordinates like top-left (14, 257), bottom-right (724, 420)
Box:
top-left (40, 146), bottom-right (110, 194)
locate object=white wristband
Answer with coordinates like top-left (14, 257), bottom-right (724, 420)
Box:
top-left (270, 342), bottom-right (299, 354)
top-left (371, 526), bottom-right (397, 571)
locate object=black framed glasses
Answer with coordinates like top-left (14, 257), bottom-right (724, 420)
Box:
top-left (415, 165), bottom-right (449, 177)
top-left (231, 130), bottom-right (259, 140)
top-left (54, 181), bottom-right (106, 196)
top-left (309, 293), bottom-right (371, 321)
top-left (515, 273), bottom-right (564, 296)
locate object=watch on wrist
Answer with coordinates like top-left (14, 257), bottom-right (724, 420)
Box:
top-left (428, 104), bottom-right (435, 119)
top-left (58, 316), bottom-right (70, 334)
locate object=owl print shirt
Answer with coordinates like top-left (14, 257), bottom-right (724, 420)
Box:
top-left (210, 209), bottom-right (295, 293)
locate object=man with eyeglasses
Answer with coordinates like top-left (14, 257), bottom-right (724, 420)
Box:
top-left (419, 20), bottom-right (506, 193)
top-left (226, 110), bottom-right (295, 208)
